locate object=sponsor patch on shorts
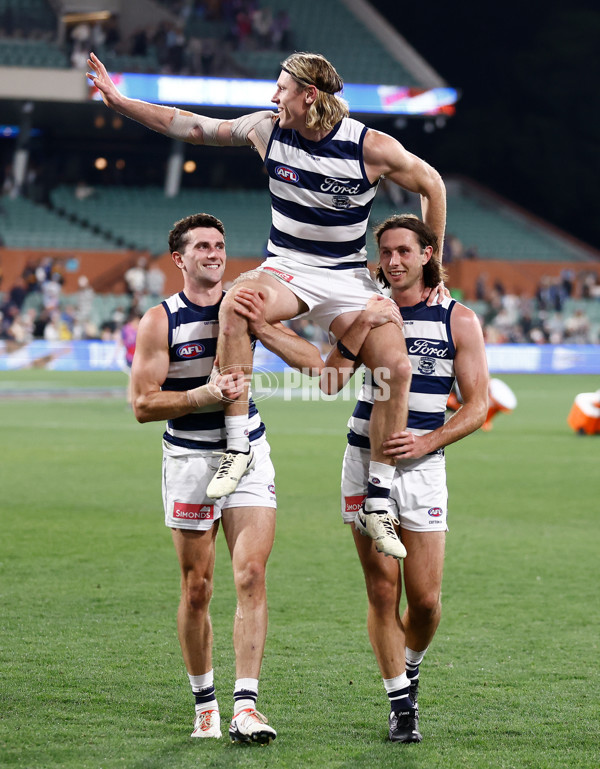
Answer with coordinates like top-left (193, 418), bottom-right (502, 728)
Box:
top-left (428, 507), bottom-right (443, 517)
top-left (173, 502), bottom-right (214, 521)
top-left (263, 266), bottom-right (294, 283)
top-left (345, 494), bottom-right (366, 513)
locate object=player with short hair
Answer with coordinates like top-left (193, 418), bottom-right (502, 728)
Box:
top-left (322, 214), bottom-right (489, 742)
top-left (88, 51), bottom-right (447, 560)
top-left (131, 212), bottom-right (322, 744)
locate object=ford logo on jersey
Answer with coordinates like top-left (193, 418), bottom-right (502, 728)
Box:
top-left (176, 342), bottom-right (205, 359)
top-left (275, 165), bottom-right (299, 183)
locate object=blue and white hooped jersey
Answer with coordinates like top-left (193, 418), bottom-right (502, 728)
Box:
top-left (347, 297), bottom-right (457, 449)
top-left (161, 291), bottom-right (265, 451)
top-left (264, 117), bottom-right (379, 269)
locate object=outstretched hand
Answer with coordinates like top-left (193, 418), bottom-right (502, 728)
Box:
top-left (86, 52), bottom-right (122, 109)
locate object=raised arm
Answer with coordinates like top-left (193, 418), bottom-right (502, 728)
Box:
top-left (86, 52), bottom-right (275, 156)
top-left (382, 304), bottom-right (489, 459)
top-left (131, 305), bottom-right (244, 423)
top-left (363, 130), bottom-right (446, 260)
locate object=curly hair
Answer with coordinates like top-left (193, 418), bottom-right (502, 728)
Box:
top-left (281, 52), bottom-right (349, 131)
top-left (168, 213), bottom-right (225, 254)
top-left (373, 214), bottom-right (447, 289)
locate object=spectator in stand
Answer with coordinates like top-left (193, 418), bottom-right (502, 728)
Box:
top-left (441, 233), bottom-right (464, 264)
top-left (560, 269), bottom-right (575, 298)
top-left (76, 275), bottom-right (95, 324)
top-left (0, 304), bottom-right (18, 340)
top-left (580, 271), bottom-right (600, 300)
top-left (166, 24), bottom-right (186, 73)
top-left (233, 9), bottom-right (252, 50)
top-left (41, 273), bottom-right (62, 312)
top-left (43, 310), bottom-right (68, 341)
top-left (112, 305), bottom-right (127, 328)
top-left (271, 10), bottom-right (291, 51)
top-left (252, 7), bottom-right (273, 49)
top-left (475, 273), bottom-right (488, 301)
top-left (564, 309), bottom-right (591, 343)
top-left (146, 262), bottom-right (166, 299)
top-left (187, 35), bottom-right (203, 74)
top-left (21, 259), bottom-right (39, 294)
top-left (4, 278), bottom-right (27, 312)
top-left (104, 15), bottom-right (121, 50)
top-left (124, 256), bottom-right (148, 303)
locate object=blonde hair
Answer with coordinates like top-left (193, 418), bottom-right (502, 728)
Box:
top-left (281, 52), bottom-right (349, 131)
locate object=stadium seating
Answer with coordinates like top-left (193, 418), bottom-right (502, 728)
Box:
top-left (49, 183), bottom-right (419, 259)
top-left (46, 177), bottom-right (594, 264)
top-left (0, 0), bottom-right (418, 85)
top-left (225, 0), bottom-right (419, 85)
top-left (0, 0), bottom-right (56, 37)
top-left (443, 179), bottom-right (596, 262)
top-left (1, 195), bottom-right (117, 250)
top-left (50, 185), bottom-right (272, 257)
top-left (0, 37), bottom-right (66, 68)
top-left (90, 44), bottom-right (160, 75)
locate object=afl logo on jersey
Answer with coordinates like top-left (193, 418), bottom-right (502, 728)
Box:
top-left (428, 507), bottom-right (443, 517)
top-left (176, 342), bottom-right (205, 359)
top-left (275, 165), bottom-right (299, 183)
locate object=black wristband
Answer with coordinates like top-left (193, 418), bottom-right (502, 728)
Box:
top-left (337, 339), bottom-right (358, 361)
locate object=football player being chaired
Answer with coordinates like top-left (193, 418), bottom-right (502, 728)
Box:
top-left (88, 50), bottom-right (447, 561)
top-left (319, 214), bottom-right (489, 742)
top-left (130, 213), bottom-right (323, 744)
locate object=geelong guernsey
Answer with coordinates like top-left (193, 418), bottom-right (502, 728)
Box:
top-left (264, 117), bottom-right (379, 269)
top-left (348, 297), bottom-right (456, 449)
top-left (161, 291), bottom-right (265, 450)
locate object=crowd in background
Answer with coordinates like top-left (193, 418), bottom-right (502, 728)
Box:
top-left (1, 255), bottom-right (599, 349)
top-left (1, 6), bottom-right (599, 348)
top-left (0, 0), bottom-right (293, 78)
top-left (0, 255), bottom-right (164, 345)
top-left (474, 269), bottom-right (600, 344)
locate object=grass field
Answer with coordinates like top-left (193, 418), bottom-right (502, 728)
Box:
top-left (1, 371), bottom-right (599, 768)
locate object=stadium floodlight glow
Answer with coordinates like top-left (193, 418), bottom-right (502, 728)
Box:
top-left (0, 125), bottom-right (42, 138)
top-left (89, 73), bottom-right (459, 117)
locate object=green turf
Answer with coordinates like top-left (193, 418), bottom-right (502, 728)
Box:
top-left (1, 372), bottom-right (598, 768)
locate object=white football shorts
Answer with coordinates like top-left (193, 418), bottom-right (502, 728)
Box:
top-left (257, 256), bottom-right (382, 333)
top-left (340, 444), bottom-right (449, 532)
top-left (162, 439), bottom-right (276, 531)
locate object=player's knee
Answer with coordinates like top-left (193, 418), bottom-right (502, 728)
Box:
top-left (373, 352), bottom-right (411, 391)
top-left (183, 574), bottom-right (213, 613)
top-left (410, 591), bottom-right (441, 619)
top-left (234, 558), bottom-right (266, 595)
top-left (389, 352), bottom-right (412, 385)
top-left (367, 575), bottom-right (398, 614)
top-left (218, 288), bottom-right (249, 335)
